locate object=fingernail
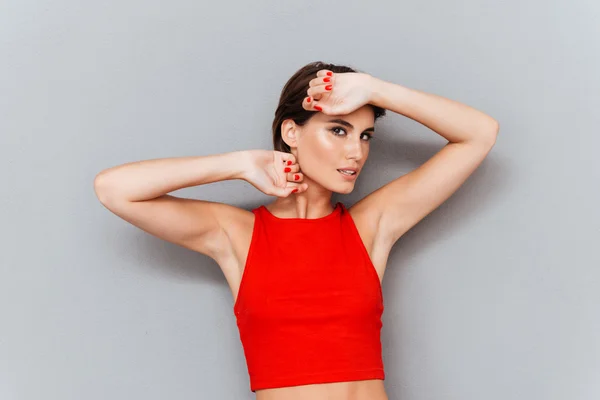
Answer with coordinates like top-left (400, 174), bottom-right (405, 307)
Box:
top-left (294, 174), bottom-right (299, 181)
top-left (307, 97), bottom-right (311, 102)
top-left (292, 188), bottom-right (298, 193)
top-left (326, 72), bottom-right (333, 76)
top-left (314, 105), bottom-right (322, 111)
top-left (287, 160), bottom-right (292, 165)
top-left (323, 77), bottom-right (330, 83)
top-left (325, 85), bottom-right (332, 91)
top-left (284, 167), bottom-right (291, 172)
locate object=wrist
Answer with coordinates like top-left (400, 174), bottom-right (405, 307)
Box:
top-left (368, 76), bottom-right (409, 111)
top-left (230, 150), bottom-right (254, 181)
top-left (368, 75), bottom-right (386, 107)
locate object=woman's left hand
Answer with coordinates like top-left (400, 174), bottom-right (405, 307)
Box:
top-left (302, 69), bottom-right (375, 115)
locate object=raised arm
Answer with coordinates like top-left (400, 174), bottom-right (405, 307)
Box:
top-left (359, 78), bottom-right (499, 244)
top-left (94, 149), bottom-right (306, 262)
top-left (93, 151), bottom-right (251, 261)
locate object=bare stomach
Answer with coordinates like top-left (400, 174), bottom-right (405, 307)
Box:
top-left (255, 379), bottom-right (388, 400)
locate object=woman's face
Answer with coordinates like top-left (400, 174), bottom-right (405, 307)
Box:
top-left (283, 105), bottom-right (376, 194)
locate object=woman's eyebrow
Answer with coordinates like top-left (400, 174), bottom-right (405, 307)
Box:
top-left (327, 118), bottom-right (375, 133)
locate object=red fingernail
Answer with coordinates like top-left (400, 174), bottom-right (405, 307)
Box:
top-left (287, 160), bottom-right (292, 165)
top-left (314, 105), bottom-right (322, 111)
top-left (294, 174), bottom-right (299, 181)
top-left (292, 188), bottom-right (298, 193)
top-left (325, 85), bottom-right (332, 91)
top-left (307, 97), bottom-right (311, 102)
top-left (323, 77), bottom-right (330, 83)
top-left (327, 72), bottom-right (333, 76)
top-left (284, 167), bottom-right (291, 172)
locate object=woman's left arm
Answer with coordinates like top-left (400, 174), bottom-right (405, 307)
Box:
top-left (363, 77), bottom-right (499, 243)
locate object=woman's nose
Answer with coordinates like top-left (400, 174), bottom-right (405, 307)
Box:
top-left (346, 142), bottom-right (364, 161)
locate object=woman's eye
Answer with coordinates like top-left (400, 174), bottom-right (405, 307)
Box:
top-left (331, 127), bottom-right (346, 136)
top-left (331, 127), bottom-right (372, 142)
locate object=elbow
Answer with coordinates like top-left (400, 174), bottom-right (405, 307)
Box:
top-left (467, 120), bottom-right (498, 150)
top-left (94, 172), bottom-right (115, 205)
top-left (483, 119), bottom-right (499, 147)
top-left (490, 119), bottom-right (500, 135)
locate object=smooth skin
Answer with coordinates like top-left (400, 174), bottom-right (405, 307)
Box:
top-left (94, 69), bottom-right (498, 400)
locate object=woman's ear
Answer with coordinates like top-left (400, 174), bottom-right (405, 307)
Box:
top-left (281, 119), bottom-right (300, 149)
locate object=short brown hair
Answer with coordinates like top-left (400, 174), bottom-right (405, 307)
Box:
top-left (272, 61), bottom-right (386, 153)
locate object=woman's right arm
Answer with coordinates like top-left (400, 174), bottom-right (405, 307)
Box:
top-left (94, 149), bottom-right (306, 262)
top-left (93, 150), bottom-right (252, 261)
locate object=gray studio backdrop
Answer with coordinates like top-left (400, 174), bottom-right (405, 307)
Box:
top-left (1, 1), bottom-right (598, 399)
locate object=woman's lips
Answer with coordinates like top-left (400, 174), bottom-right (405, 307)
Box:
top-left (337, 169), bottom-right (357, 180)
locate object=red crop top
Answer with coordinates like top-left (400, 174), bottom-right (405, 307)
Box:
top-left (233, 201), bottom-right (385, 392)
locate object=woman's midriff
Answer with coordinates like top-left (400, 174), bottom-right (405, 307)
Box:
top-left (255, 379), bottom-right (388, 400)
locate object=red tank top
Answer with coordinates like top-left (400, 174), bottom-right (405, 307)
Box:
top-left (233, 201), bottom-right (385, 392)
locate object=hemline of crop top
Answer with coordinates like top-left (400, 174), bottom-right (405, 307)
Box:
top-left (233, 201), bottom-right (385, 392)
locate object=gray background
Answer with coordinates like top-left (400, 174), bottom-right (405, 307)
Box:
top-left (1, 1), bottom-right (598, 399)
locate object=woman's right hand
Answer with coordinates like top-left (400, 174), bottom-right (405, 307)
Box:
top-left (242, 150), bottom-right (308, 197)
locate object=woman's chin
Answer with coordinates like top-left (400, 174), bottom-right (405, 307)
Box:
top-left (313, 178), bottom-right (356, 194)
top-left (334, 183), bottom-right (355, 194)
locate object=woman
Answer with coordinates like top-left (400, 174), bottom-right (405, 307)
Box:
top-left (94, 61), bottom-right (499, 399)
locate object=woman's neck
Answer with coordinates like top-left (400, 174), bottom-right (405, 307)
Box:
top-left (266, 193), bottom-right (334, 219)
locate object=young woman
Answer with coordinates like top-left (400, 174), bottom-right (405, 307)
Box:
top-left (94, 61), bottom-right (499, 399)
